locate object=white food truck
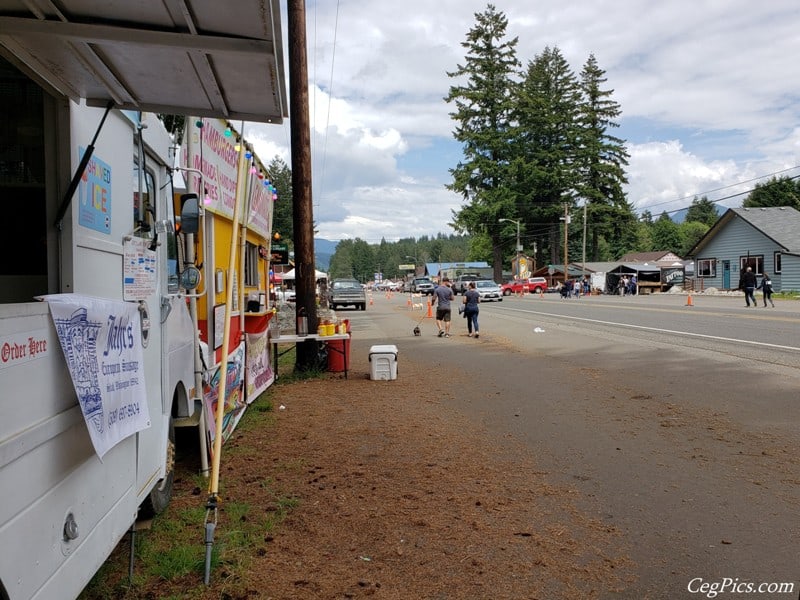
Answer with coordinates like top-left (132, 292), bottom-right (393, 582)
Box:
top-left (0, 2), bottom-right (287, 599)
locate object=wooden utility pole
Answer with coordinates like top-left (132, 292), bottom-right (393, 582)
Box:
top-left (582, 200), bottom-right (587, 277)
top-left (563, 203), bottom-right (570, 284)
top-left (288, 0), bottom-right (318, 370)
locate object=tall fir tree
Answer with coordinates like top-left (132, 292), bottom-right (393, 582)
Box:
top-left (577, 53), bottom-right (634, 261)
top-left (445, 4), bottom-right (520, 282)
top-left (512, 46), bottom-right (583, 265)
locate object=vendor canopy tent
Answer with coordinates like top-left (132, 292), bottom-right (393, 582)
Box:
top-left (606, 263), bottom-right (663, 292)
top-left (282, 268), bottom-right (327, 280)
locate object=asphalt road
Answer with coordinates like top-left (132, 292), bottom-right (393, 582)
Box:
top-left (343, 290), bottom-right (800, 599)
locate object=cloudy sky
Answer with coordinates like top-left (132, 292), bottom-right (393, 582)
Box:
top-left (248, 0), bottom-right (800, 243)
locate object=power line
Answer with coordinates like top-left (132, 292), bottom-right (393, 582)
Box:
top-left (636, 164), bottom-right (800, 213)
top-left (654, 173), bottom-right (800, 218)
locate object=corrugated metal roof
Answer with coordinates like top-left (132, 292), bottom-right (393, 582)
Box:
top-left (0, 0), bottom-right (287, 123)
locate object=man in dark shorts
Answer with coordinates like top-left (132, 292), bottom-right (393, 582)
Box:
top-left (432, 278), bottom-right (455, 338)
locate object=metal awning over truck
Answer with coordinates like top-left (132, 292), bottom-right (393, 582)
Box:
top-left (0, 0), bottom-right (287, 123)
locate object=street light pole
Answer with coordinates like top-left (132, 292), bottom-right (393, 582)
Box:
top-left (499, 218), bottom-right (521, 279)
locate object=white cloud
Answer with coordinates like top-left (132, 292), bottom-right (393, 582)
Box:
top-left (248, 0), bottom-right (800, 241)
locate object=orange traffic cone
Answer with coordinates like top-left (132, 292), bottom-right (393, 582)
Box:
top-left (426, 300), bottom-right (433, 318)
top-left (686, 293), bottom-right (693, 306)
top-left (370, 295), bottom-right (374, 306)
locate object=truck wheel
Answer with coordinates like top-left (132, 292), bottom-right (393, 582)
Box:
top-left (140, 417), bottom-right (175, 518)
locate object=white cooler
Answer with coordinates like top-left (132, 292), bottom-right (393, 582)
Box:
top-left (369, 344), bottom-right (398, 380)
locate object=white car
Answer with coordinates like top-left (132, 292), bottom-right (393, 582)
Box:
top-left (474, 280), bottom-right (503, 302)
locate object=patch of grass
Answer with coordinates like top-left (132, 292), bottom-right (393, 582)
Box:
top-left (80, 480), bottom-right (299, 599)
top-left (226, 394), bottom-right (275, 438)
top-left (79, 348), bottom-right (320, 598)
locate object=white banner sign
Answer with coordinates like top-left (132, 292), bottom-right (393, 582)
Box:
top-left (44, 294), bottom-right (151, 458)
top-left (245, 329), bottom-right (273, 400)
top-left (123, 236), bottom-right (157, 300)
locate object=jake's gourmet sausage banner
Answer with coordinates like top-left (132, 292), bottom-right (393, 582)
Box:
top-left (44, 294), bottom-right (150, 458)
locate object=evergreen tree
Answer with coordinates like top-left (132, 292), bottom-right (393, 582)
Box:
top-left (158, 114), bottom-right (185, 144)
top-left (651, 212), bottom-right (685, 255)
top-left (328, 239), bottom-right (354, 279)
top-left (512, 46), bottom-right (584, 267)
top-left (743, 176), bottom-right (800, 209)
top-left (445, 4), bottom-right (520, 282)
top-left (267, 157), bottom-right (294, 243)
top-left (679, 221), bottom-right (709, 257)
top-left (684, 195), bottom-right (719, 226)
top-left (576, 53), bottom-right (633, 261)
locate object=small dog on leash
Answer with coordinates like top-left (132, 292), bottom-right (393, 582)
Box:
top-left (413, 325), bottom-right (421, 336)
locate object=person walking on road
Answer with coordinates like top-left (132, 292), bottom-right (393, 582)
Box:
top-left (739, 266), bottom-right (757, 307)
top-left (432, 278), bottom-right (455, 338)
top-left (463, 281), bottom-right (480, 338)
top-left (759, 272), bottom-right (775, 307)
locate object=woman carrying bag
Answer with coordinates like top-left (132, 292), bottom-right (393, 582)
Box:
top-left (463, 281), bottom-right (481, 338)
top-left (759, 273), bottom-right (775, 307)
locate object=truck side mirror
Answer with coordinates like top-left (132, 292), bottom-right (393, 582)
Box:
top-left (179, 194), bottom-right (199, 234)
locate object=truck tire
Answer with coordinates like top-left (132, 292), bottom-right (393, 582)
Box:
top-left (139, 416), bottom-right (175, 518)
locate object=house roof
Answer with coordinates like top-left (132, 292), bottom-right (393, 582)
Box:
top-left (0, 0), bottom-right (287, 123)
top-left (617, 251), bottom-right (682, 262)
top-left (574, 261), bottom-right (621, 273)
top-left (609, 263), bottom-right (665, 274)
top-left (688, 206), bottom-right (800, 256)
top-left (536, 264), bottom-right (594, 277)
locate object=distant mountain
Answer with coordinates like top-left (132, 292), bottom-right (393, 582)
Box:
top-left (314, 238), bottom-right (339, 271)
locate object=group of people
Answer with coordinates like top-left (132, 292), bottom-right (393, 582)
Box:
top-left (429, 268), bottom-right (776, 340)
top-left (739, 266), bottom-right (775, 308)
top-left (616, 274), bottom-right (638, 296)
top-left (560, 277), bottom-right (592, 298)
top-left (430, 277), bottom-right (481, 338)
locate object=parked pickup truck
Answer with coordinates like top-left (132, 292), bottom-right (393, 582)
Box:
top-left (452, 274), bottom-right (483, 295)
top-left (410, 277), bottom-right (435, 295)
top-left (328, 279), bottom-right (367, 310)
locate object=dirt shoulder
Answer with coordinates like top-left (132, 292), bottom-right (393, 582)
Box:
top-left (204, 339), bottom-right (634, 599)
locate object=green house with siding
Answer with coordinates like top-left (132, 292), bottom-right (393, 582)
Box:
top-left (687, 207), bottom-right (800, 292)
